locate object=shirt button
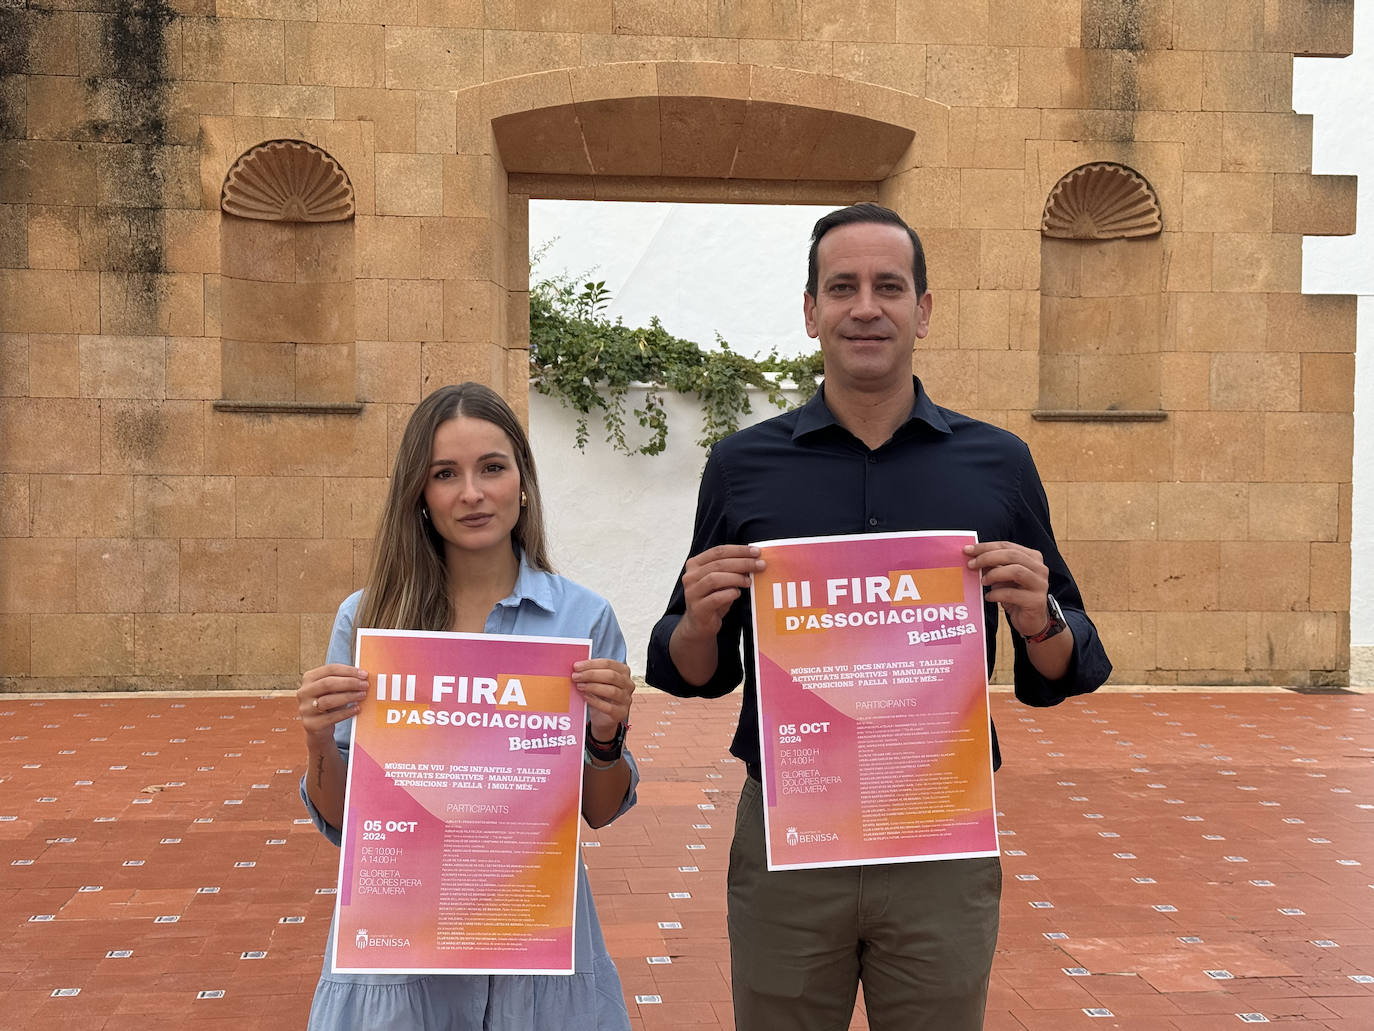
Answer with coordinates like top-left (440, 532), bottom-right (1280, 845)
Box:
top-left (868, 517), bottom-right (878, 526)
top-left (867, 455), bottom-right (876, 464)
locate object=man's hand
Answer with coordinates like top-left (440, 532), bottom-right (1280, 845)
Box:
top-left (963, 540), bottom-right (1051, 638)
top-left (669, 544), bottom-right (765, 685)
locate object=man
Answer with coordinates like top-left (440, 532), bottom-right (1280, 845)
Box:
top-left (645, 203), bottom-right (1112, 1031)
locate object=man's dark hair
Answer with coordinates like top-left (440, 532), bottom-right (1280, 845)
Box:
top-left (805, 202), bottom-right (927, 299)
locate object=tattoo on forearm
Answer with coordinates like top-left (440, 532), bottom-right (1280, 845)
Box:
top-left (314, 754), bottom-right (324, 790)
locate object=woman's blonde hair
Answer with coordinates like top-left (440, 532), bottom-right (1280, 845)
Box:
top-left (355, 383), bottom-right (551, 633)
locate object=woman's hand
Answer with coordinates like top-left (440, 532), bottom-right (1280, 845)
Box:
top-left (298, 663), bottom-right (368, 744)
top-left (573, 658), bottom-right (634, 742)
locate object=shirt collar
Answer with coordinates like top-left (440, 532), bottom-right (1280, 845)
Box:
top-left (792, 376), bottom-right (952, 442)
top-left (494, 548), bottom-right (557, 613)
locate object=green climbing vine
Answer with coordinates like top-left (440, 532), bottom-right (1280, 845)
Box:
top-left (528, 272), bottom-right (823, 455)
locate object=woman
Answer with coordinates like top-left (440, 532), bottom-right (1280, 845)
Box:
top-left (296, 382), bottom-right (637, 1030)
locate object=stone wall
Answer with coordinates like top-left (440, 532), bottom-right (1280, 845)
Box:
top-left (0, 0), bottom-right (1358, 690)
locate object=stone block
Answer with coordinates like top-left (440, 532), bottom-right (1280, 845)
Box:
top-left (801, 0), bottom-right (896, 42)
top-left (30, 474), bottom-right (133, 538)
top-left (134, 475), bottom-right (235, 538)
top-left (976, 350), bottom-right (1036, 409)
top-left (356, 216), bottom-right (424, 279)
top-left (1135, 50), bottom-right (1204, 112)
top-left (832, 42), bottom-right (925, 94)
top-left (31, 614), bottom-right (134, 676)
top-left (925, 45), bottom-right (1018, 107)
top-left (76, 537), bottom-right (178, 613)
top-left (1170, 411), bottom-right (1264, 481)
top-left (0, 398), bottom-right (100, 473)
top-left (1128, 540), bottom-right (1220, 611)
top-left (0, 615), bottom-right (29, 676)
top-left (978, 230), bottom-right (1037, 291)
top-left (0, 270), bottom-right (100, 334)
top-left (294, 341), bottom-right (357, 403)
top-left (181, 17), bottom-right (285, 83)
top-left (421, 340), bottom-right (505, 391)
top-left (0, 538), bottom-right (75, 614)
top-left (1075, 352), bottom-right (1160, 410)
top-left (0, 335), bottom-right (24, 396)
top-left (1021, 417), bottom-right (1172, 483)
top-left (135, 612), bottom-right (235, 675)
top-left (1261, 0), bottom-right (1353, 57)
top-left (99, 272), bottom-right (205, 337)
top-left (1172, 0), bottom-right (1262, 50)
top-left (895, 0), bottom-right (988, 45)
top-left (417, 89), bottom-right (461, 154)
top-left (1157, 482), bottom-right (1248, 541)
top-left (162, 210), bottom-right (221, 275)
top-left (28, 205), bottom-right (81, 271)
top-left (1202, 51), bottom-right (1291, 113)
top-left (221, 219), bottom-right (298, 286)
top-left (1062, 481), bottom-right (1157, 541)
top-left (78, 335), bottom-right (166, 399)
top-left (0, 141), bottom-right (97, 207)
top-left (1220, 540), bottom-right (1311, 611)
top-left (206, 404), bottom-right (389, 477)
top-left (1211, 234), bottom-right (1301, 294)
top-left (1221, 112), bottom-right (1312, 174)
top-left (231, 610), bottom-right (301, 674)
top-left (10, 9), bottom-right (79, 75)
top-left (334, 87), bottom-right (417, 152)
top-left (1265, 293), bottom-right (1355, 354)
top-left (322, 476), bottom-right (390, 539)
top-left (277, 539), bottom-right (356, 612)
top-left (443, 154), bottom-right (507, 221)
top-left (285, 20), bottom-right (385, 87)
top-left (1244, 612), bottom-right (1344, 676)
top-left (376, 153), bottom-right (444, 217)
top-left (1155, 611), bottom-right (1247, 671)
top-left (1091, 610), bottom-right (1157, 674)
top-left (232, 83), bottom-right (336, 119)
top-left (418, 216), bottom-right (495, 281)
top-left (384, 26), bottom-right (482, 90)
top-left (94, 143), bottom-right (201, 209)
top-left (220, 278), bottom-right (354, 343)
top-left (178, 538), bottom-right (277, 612)
top-left (1055, 540), bottom-right (1129, 613)
top-left (99, 400), bottom-right (203, 475)
top-left (1208, 352), bottom-right (1300, 412)
top-left (1041, 294), bottom-right (1160, 356)
top-left (166, 336), bottom-right (220, 399)
top-left (387, 280), bottom-right (445, 341)
top-left (1272, 174), bottom-right (1356, 237)
top-left (1248, 482), bottom-right (1338, 543)
top-left (1164, 292), bottom-right (1266, 352)
top-left (300, 611), bottom-right (336, 669)
top-left (959, 168), bottom-right (1023, 231)
top-left (0, 474), bottom-right (27, 537)
top-left (1076, 238), bottom-right (1165, 299)
top-left (1181, 172), bottom-right (1272, 233)
top-left (221, 338), bottom-right (296, 401)
top-left (483, 30), bottom-right (582, 79)
top-left (1308, 542), bottom-right (1350, 612)
top-left (957, 289), bottom-right (1010, 350)
top-left (0, 204), bottom-right (25, 269)
top-left (24, 334), bottom-right (80, 398)
top-left (1161, 233), bottom-right (1212, 293)
top-left (354, 535), bottom-right (377, 586)
top-left (482, 0), bottom-right (607, 31)
top-left (442, 278), bottom-right (503, 343)
top-left (1262, 412), bottom-right (1351, 483)
top-left (1299, 353), bottom-right (1352, 414)
top-left (234, 476), bottom-right (323, 539)
top-left (947, 108), bottom-right (1039, 171)
top-left (356, 280), bottom-right (390, 340)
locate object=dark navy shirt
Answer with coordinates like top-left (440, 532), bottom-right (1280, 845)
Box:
top-left (645, 378), bottom-right (1112, 770)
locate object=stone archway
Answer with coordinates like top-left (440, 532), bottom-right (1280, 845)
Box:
top-left (441, 62), bottom-right (951, 419)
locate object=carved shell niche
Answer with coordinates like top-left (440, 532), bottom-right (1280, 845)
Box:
top-left (221, 140), bottom-right (355, 222)
top-left (1041, 162), bottom-right (1162, 240)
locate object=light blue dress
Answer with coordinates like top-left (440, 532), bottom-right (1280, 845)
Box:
top-left (299, 555), bottom-right (638, 1030)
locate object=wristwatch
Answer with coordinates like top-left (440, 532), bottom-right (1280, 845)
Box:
top-left (1022, 593), bottom-right (1068, 644)
top-left (585, 720), bottom-right (627, 764)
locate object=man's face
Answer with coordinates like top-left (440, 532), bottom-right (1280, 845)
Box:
top-left (803, 221), bottom-right (932, 393)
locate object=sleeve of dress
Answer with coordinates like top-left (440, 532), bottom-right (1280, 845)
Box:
top-left (297, 591), bottom-right (361, 847)
top-left (1006, 446), bottom-right (1114, 707)
top-left (589, 598), bottom-right (640, 825)
top-left (644, 447), bottom-right (748, 698)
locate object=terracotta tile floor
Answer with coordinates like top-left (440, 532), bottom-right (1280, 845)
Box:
top-left (1, 687), bottom-right (1371, 1030)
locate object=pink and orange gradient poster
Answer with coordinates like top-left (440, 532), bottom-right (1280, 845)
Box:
top-left (331, 629), bottom-right (590, 974)
top-left (749, 531), bottom-right (999, 871)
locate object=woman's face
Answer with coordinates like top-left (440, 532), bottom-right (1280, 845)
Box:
top-left (422, 416), bottom-right (522, 563)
